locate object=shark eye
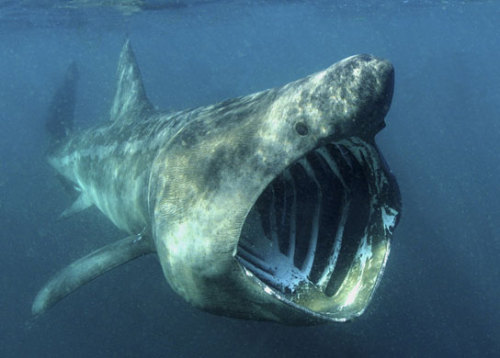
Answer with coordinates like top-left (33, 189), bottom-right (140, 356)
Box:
top-left (295, 122), bottom-right (309, 136)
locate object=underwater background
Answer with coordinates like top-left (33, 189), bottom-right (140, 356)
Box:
top-left (0, 0), bottom-right (499, 356)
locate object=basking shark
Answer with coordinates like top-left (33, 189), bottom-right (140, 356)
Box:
top-left (33, 40), bottom-right (401, 325)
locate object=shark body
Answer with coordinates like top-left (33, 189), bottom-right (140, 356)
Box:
top-left (33, 40), bottom-right (401, 325)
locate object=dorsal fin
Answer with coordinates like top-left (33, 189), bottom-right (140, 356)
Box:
top-left (110, 39), bottom-right (153, 122)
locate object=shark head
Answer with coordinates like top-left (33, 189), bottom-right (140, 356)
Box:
top-left (149, 54), bottom-right (401, 324)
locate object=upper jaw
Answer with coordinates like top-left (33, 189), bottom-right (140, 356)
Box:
top-left (271, 54), bottom-right (395, 144)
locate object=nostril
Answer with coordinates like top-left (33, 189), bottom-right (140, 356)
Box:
top-left (295, 122), bottom-right (309, 136)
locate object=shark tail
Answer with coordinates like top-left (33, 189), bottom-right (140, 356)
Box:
top-left (45, 61), bottom-right (79, 144)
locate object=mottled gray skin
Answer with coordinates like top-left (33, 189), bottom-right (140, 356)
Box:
top-left (35, 40), bottom-right (399, 324)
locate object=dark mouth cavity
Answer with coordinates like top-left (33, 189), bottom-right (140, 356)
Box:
top-left (237, 142), bottom-right (371, 298)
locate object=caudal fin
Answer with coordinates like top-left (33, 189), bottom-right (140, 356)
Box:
top-left (45, 62), bottom-right (79, 143)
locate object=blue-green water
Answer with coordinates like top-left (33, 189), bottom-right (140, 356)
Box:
top-left (0, 1), bottom-right (499, 356)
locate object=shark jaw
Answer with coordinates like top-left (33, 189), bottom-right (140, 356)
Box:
top-left (236, 137), bottom-right (400, 323)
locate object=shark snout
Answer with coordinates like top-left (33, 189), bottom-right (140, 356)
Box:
top-left (277, 55), bottom-right (395, 143)
top-left (303, 54), bottom-right (395, 141)
top-left (353, 55), bottom-right (394, 128)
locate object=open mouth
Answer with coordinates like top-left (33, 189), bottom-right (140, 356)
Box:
top-left (236, 139), bottom-right (400, 320)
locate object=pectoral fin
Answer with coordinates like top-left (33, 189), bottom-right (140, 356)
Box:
top-left (32, 234), bottom-right (155, 315)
